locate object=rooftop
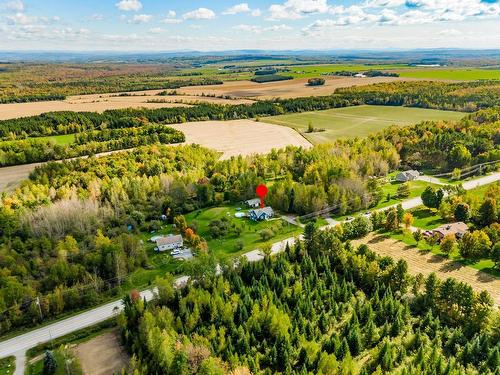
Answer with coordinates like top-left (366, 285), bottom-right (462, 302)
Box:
top-left (156, 234), bottom-right (183, 246)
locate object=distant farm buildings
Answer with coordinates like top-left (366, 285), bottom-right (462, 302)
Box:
top-left (248, 207), bottom-right (274, 221)
top-left (396, 170), bottom-right (420, 182)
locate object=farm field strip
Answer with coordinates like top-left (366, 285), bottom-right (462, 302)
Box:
top-left (265, 105), bottom-right (465, 143)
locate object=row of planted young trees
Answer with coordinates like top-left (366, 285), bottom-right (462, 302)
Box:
top-left (118, 221), bottom-right (499, 374)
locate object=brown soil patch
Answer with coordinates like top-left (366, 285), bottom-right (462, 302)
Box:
top-left (353, 233), bottom-right (500, 306)
top-left (177, 77), bottom-right (416, 99)
top-left (169, 119), bottom-right (311, 159)
top-left (74, 330), bottom-right (129, 375)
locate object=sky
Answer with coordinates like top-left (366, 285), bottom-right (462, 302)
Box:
top-left (1, 0), bottom-right (499, 51)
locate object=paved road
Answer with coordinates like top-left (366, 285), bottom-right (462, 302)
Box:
top-left (1, 172), bottom-right (498, 374)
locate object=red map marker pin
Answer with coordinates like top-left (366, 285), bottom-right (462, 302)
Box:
top-left (256, 184), bottom-right (268, 208)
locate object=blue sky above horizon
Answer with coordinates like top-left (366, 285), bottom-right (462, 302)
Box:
top-left (1, 0), bottom-right (499, 51)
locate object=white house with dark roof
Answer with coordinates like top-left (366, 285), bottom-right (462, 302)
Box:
top-left (245, 198), bottom-right (262, 208)
top-left (396, 170), bottom-right (420, 182)
top-left (248, 207), bottom-right (274, 221)
top-left (155, 234), bottom-right (183, 252)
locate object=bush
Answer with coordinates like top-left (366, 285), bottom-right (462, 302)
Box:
top-left (259, 229), bottom-right (275, 241)
top-left (308, 78), bottom-right (325, 86)
top-left (251, 75), bottom-right (293, 83)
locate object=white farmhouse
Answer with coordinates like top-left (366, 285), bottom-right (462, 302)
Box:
top-left (155, 234), bottom-right (183, 252)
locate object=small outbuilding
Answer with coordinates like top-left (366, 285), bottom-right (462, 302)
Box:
top-left (156, 234), bottom-right (183, 252)
top-left (248, 207), bottom-right (274, 221)
top-left (396, 170), bottom-right (420, 182)
top-left (354, 73), bottom-right (367, 78)
top-left (432, 222), bottom-right (469, 240)
top-left (245, 198), bottom-right (262, 208)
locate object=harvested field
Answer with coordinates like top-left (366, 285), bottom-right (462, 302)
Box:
top-left (169, 119), bottom-right (311, 159)
top-left (177, 76), bottom-right (415, 99)
top-left (0, 90), bottom-right (253, 120)
top-left (353, 233), bottom-right (500, 306)
top-left (74, 330), bottom-right (129, 375)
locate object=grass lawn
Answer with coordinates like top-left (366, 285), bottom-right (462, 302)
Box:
top-left (389, 230), bottom-right (499, 277)
top-left (0, 357), bottom-right (14, 375)
top-left (409, 208), bottom-right (446, 230)
top-left (33, 134), bottom-right (76, 145)
top-left (264, 105), bottom-right (464, 144)
top-left (398, 68), bottom-right (500, 81)
top-left (185, 205), bottom-right (302, 260)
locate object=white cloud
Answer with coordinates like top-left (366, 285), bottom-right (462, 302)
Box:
top-left (132, 14), bottom-right (152, 23)
top-left (161, 10), bottom-right (182, 24)
top-left (439, 28), bottom-right (462, 36)
top-left (183, 8), bottom-right (216, 20)
top-left (5, 0), bottom-right (24, 11)
top-left (89, 13), bottom-right (104, 21)
top-left (6, 12), bottom-right (33, 25)
top-left (268, 0), bottom-right (331, 20)
top-left (251, 9), bottom-right (262, 16)
top-left (223, 3), bottom-right (251, 15)
top-left (115, 0), bottom-right (142, 11)
top-left (161, 18), bottom-right (182, 24)
top-left (149, 27), bottom-right (164, 34)
top-left (234, 23), bottom-right (292, 33)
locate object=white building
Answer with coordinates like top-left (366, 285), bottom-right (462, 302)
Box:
top-left (245, 198), bottom-right (261, 208)
top-left (396, 170), bottom-right (420, 182)
top-left (155, 234), bottom-right (183, 252)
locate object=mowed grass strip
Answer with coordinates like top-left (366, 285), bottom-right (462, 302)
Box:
top-left (264, 105), bottom-right (464, 144)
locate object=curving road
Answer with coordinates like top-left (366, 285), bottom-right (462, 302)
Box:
top-left (1, 172), bottom-right (498, 374)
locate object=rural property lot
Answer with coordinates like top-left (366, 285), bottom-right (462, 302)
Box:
top-left (74, 330), bottom-right (128, 375)
top-left (177, 76), bottom-right (414, 99)
top-left (265, 105), bottom-right (465, 143)
top-left (353, 233), bottom-right (500, 306)
top-left (0, 90), bottom-right (254, 121)
top-left (169, 119), bottom-right (311, 159)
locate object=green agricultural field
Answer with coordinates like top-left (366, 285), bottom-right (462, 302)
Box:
top-left (185, 205), bottom-right (301, 259)
top-left (286, 63), bottom-right (409, 78)
top-left (398, 68), bottom-right (500, 81)
top-left (35, 134), bottom-right (75, 145)
top-left (265, 105), bottom-right (464, 144)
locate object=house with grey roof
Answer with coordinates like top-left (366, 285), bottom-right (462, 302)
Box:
top-left (396, 170), bottom-right (420, 182)
top-left (155, 234), bottom-right (183, 252)
top-left (245, 198), bottom-right (262, 208)
top-left (432, 222), bottom-right (468, 240)
top-left (248, 207), bottom-right (274, 221)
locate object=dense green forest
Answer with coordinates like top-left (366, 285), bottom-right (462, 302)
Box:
top-left (0, 107), bottom-right (498, 334)
top-left (0, 124), bottom-right (185, 166)
top-left (119, 225), bottom-right (499, 374)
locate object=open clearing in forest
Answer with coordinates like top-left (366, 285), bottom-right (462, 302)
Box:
top-left (74, 330), bottom-right (128, 375)
top-left (265, 105), bottom-right (464, 143)
top-left (177, 76), bottom-right (414, 99)
top-left (0, 90), bottom-right (254, 120)
top-left (169, 119), bottom-right (311, 159)
top-left (353, 233), bottom-right (500, 306)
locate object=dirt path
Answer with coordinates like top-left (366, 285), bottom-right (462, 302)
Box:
top-left (352, 233), bottom-right (500, 306)
top-left (74, 330), bottom-right (128, 375)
